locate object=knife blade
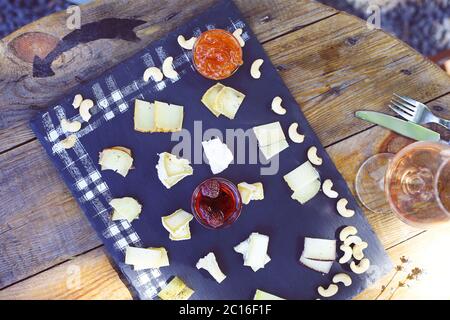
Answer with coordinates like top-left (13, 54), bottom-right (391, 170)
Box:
top-left (355, 111), bottom-right (441, 142)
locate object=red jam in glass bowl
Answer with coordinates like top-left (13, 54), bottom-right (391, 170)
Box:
top-left (191, 177), bottom-right (242, 229)
top-left (193, 29), bottom-right (243, 80)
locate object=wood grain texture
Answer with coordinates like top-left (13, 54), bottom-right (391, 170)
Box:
top-left (0, 0), bottom-right (336, 154)
top-left (0, 141), bottom-right (101, 289)
top-left (265, 12), bottom-right (450, 146)
top-left (0, 247), bottom-right (132, 300)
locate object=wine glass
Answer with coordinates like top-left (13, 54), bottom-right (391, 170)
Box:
top-left (355, 141), bottom-right (450, 229)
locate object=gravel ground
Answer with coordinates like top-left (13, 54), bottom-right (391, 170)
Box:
top-left (318, 0), bottom-right (450, 56)
top-left (1, 0), bottom-right (450, 57)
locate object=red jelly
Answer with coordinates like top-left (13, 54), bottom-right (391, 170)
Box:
top-left (192, 177), bottom-right (242, 229)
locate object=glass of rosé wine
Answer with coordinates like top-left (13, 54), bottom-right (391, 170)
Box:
top-left (355, 141), bottom-right (450, 229)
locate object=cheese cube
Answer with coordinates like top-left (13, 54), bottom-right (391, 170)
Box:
top-left (134, 99), bottom-right (155, 132)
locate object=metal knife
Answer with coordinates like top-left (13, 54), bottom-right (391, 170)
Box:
top-left (355, 110), bottom-right (441, 142)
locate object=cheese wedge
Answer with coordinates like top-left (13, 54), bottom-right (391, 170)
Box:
top-left (254, 289), bottom-right (285, 300)
top-left (201, 83), bottom-right (225, 117)
top-left (214, 86), bottom-right (245, 120)
top-left (99, 147), bottom-right (134, 177)
top-left (202, 138), bottom-right (234, 174)
top-left (158, 277), bottom-right (194, 300)
top-left (238, 182), bottom-right (264, 205)
top-left (161, 209), bottom-right (193, 236)
top-left (156, 152), bottom-right (193, 189)
top-left (283, 161), bottom-right (320, 192)
top-left (253, 122), bottom-right (286, 147)
top-left (258, 139), bottom-right (289, 160)
top-left (134, 99), bottom-right (155, 132)
top-left (169, 223), bottom-right (191, 241)
top-left (110, 197), bottom-right (142, 223)
top-left (291, 179), bottom-right (321, 204)
top-left (125, 246), bottom-right (169, 270)
top-left (154, 101), bottom-right (184, 132)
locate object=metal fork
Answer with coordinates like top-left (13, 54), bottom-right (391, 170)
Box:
top-left (389, 94), bottom-right (450, 130)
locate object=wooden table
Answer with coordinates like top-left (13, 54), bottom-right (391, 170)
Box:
top-left (1, 0), bottom-right (450, 300)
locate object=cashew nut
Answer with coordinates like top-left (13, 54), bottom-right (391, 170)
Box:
top-left (337, 198), bottom-right (355, 218)
top-left (339, 226), bottom-right (358, 241)
top-left (350, 258), bottom-right (370, 274)
top-left (59, 135), bottom-right (77, 149)
top-left (162, 56), bottom-right (178, 80)
top-left (232, 28), bottom-right (245, 47)
top-left (317, 284), bottom-right (338, 298)
top-left (143, 67), bottom-right (163, 82)
top-left (250, 59), bottom-right (264, 79)
top-left (271, 96), bottom-right (287, 115)
top-left (307, 146), bottom-right (323, 166)
top-left (352, 242), bottom-right (368, 260)
top-left (288, 123), bottom-right (305, 144)
top-left (61, 119), bottom-right (82, 133)
top-left (322, 179), bottom-right (338, 198)
top-left (72, 94), bottom-right (83, 109)
top-left (79, 99), bottom-right (94, 122)
top-left (332, 273), bottom-right (352, 287)
top-left (338, 245), bottom-right (353, 264)
top-left (177, 35), bottom-right (197, 50)
top-left (343, 235), bottom-right (362, 247)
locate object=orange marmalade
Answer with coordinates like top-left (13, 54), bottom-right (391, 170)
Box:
top-left (193, 29), bottom-right (243, 80)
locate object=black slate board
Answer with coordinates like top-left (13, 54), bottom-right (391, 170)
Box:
top-left (30, 0), bottom-right (392, 300)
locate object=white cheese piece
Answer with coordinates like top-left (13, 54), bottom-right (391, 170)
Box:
top-left (201, 83), bottom-right (225, 117)
top-left (234, 238), bottom-right (271, 267)
top-left (302, 237), bottom-right (337, 261)
top-left (196, 252), bottom-right (227, 284)
top-left (299, 255), bottom-right (333, 274)
top-left (99, 147), bottom-right (134, 177)
top-left (283, 160), bottom-right (320, 192)
top-left (110, 197), bottom-right (142, 223)
top-left (161, 209), bottom-right (193, 235)
top-left (134, 99), bottom-right (155, 132)
top-left (244, 233), bottom-right (270, 272)
top-left (258, 139), bottom-right (289, 160)
top-left (202, 138), bottom-right (234, 174)
top-left (154, 101), bottom-right (184, 132)
top-left (125, 246), bottom-right (169, 269)
top-left (156, 152), bottom-right (193, 189)
top-left (169, 223), bottom-right (191, 241)
top-left (158, 277), bottom-right (194, 300)
top-left (252, 122), bottom-right (286, 147)
top-left (238, 182), bottom-right (264, 205)
top-left (254, 290), bottom-right (285, 300)
top-left (214, 86), bottom-right (245, 119)
top-left (291, 179), bottom-right (321, 204)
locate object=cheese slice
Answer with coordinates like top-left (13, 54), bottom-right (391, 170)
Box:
top-left (253, 122), bottom-right (286, 147)
top-left (302, 237), bottom-right (336, 261)
top-left (196, 252), bottom-right (227, 284)
top-left (158, 276), bottom-right (194, 300)
top-left (258, 139), bottom-right (289, 160)
top-left (110, 197), bottom-right (142, 223)
top-left (238, 182), bottom-right (264, 205)
top-left (125, 246), bottom-right (169, 270)
top-left (291, 179), bottom-right (321, 204)
top-left (254, 289), bottom-right (285, 300)
top-left (283, 161), bottom-right (320, 192)
top-left (245, 233), bottom-right (270, 272)
top-left (154, 100), bottom-right (184, 132)
top-left (214, 86), bottom-right (245, 120)
top-left (169, 223), bottom-right (191, 241)
top-left (134, 99), bottom-right (155, 132)
top-left (99, 148), bottom-right (134, 177)
top-left (201, 83), bottom-right (225, 117)
top-left (299, 255), bottom-right (333, 274)
top-left (202, 138), bottom-right (234, 174)
top-left (156, 152), bottom-right (193, 189)
top-left (161, 209), bottom-right (193, 235)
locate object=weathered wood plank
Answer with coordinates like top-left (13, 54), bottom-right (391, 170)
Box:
top-left (0, 247), bottom-right (132, 300)
top-left (0, 0), bottom-right (337, 154)
top-left (265, 12), bottom-right (450, 146)
top-left (0, 140), bottom-right (101, 289)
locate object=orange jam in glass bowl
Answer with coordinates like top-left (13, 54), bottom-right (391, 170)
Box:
top-left (193, 29), bottom-right (243, 80)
